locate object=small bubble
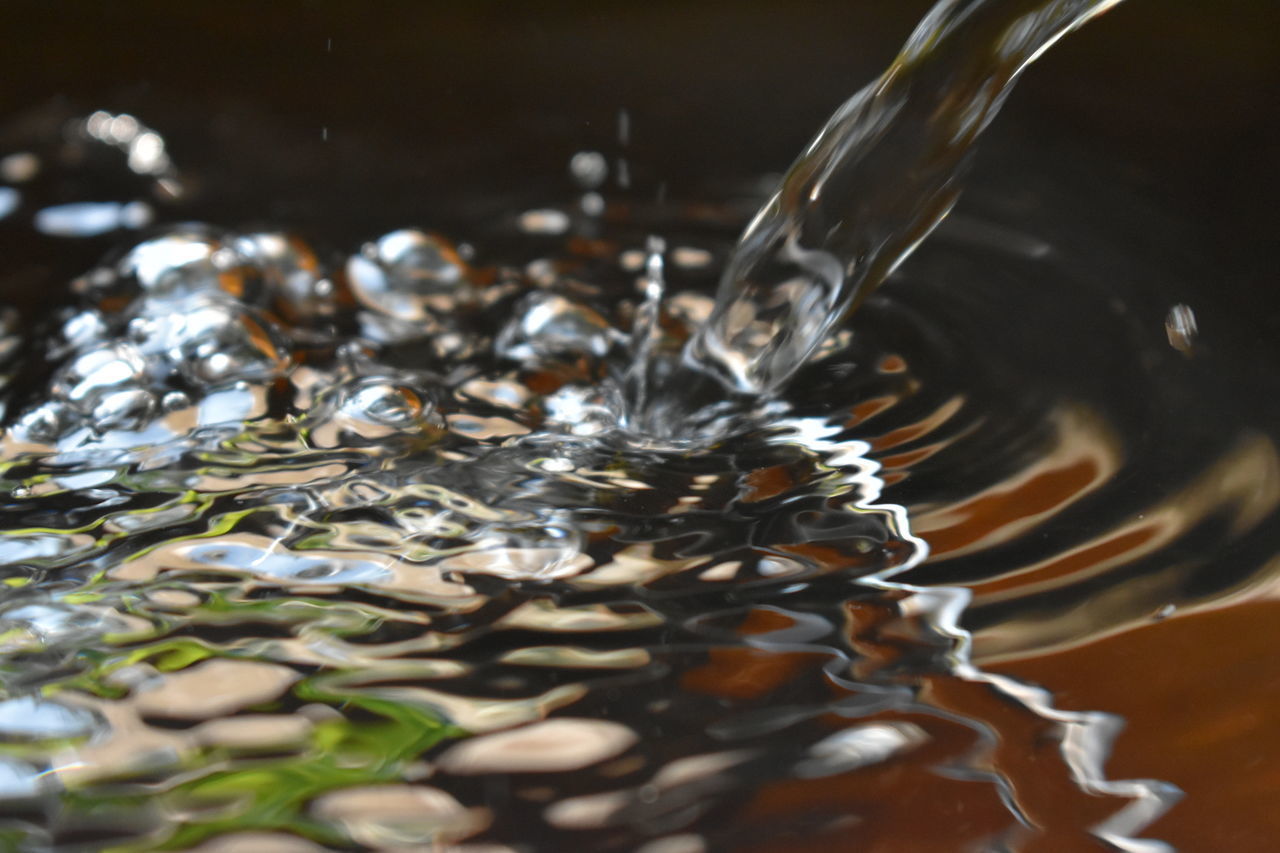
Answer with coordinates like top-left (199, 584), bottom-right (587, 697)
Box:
top-left (237, 232), bottom-right (330, 323)
top-left (161, 390), bottom-right (192, 412)
top-left (61, 311), bottom-right (108, 351)
top-left (91, 388), bottom-right (157, 432)
top-left (569, 151), bottom-right (608, 189)
top-left (13, 401), bottom-right (73, 443)
top-left (346, 229), bottom-right (470, 322)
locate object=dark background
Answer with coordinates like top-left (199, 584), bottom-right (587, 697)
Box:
top-left (0, 0), bottom-right (1275, 290)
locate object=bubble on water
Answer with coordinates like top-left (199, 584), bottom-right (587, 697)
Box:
top-left (237, 232), bottom-right (332, 323)
top-left (119, 227), bottom-right (249, 301)
top-left (308, 375), bottom-right (444, 447)
top-left (53, 342), bottom-right (148, 412)
top-left (543, 384), bottom-right (622, 436)
top-left (496, 292), bottom-right (616, 362)
top-left (90, 388), bottom-right (157, 432)
top-left (0, 696), bottom-right (101, 741)
top-left (0, 187), bottom-right (19, 220)
top-left (34, 201), bottom-right (152, 237)
top-left (569, 151), bottom-right (609, 189)
top-left (161, 390), bottom-right (191, 412)
top-left (60, 310), bottom-right (109, 352)
top-left (10, 401), bottom-right (73, 444)
top-left (347, 229), bottom-right (471, 322)
top-left (344, 382), bottom-right (424, 426)
top-left (129, 295), bottom-right (289, 387)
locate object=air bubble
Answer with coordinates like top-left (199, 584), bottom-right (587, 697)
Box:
top-left (119, 227), bottom-right (249, 301)
top-left (90, 388), bottom-right (157, 432)
top-left (496, 292), bottom-right (616, 362)
top-left (53, 342), bottom-right (148, 411)
top-left (237, 232), bottom-right (331, 323)
top-left (129, 295), bottom-right (289, 387)
top-left (347, 229), bottom-right (471, 322)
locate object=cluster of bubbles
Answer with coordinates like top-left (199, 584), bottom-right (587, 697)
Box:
top-left (4, 196), bottom-right (724, 456)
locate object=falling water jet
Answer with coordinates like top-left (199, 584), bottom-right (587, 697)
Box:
top-left (641, 0), bottom-right (1124, 437)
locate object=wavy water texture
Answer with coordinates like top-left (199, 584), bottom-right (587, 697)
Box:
top-left (0, 143), bottom-right (1190, 849)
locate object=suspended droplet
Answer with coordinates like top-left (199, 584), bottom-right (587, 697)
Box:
top-left (11, 401), bottom-right (75, 444)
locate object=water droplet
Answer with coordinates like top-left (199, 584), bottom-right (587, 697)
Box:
top-left (161, 390), bottom-right (192, 412)
top-left (11, 401), bottom-right (74, 443)
top-left (237, 232), bottom-right (331, 323)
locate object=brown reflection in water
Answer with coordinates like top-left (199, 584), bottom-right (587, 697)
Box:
top-left (910, 407), bottom-right (1119, 561)
top-left (990, 600), bottom-right (1280, 851)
